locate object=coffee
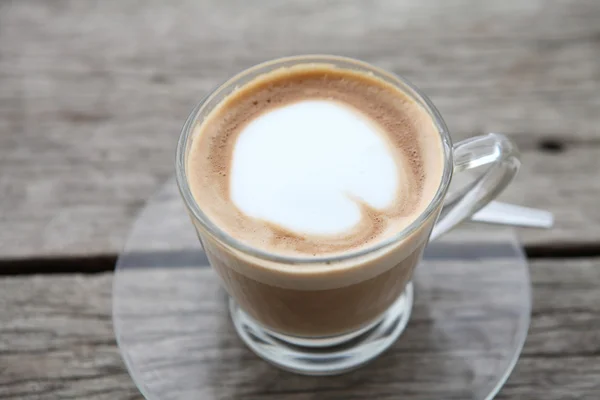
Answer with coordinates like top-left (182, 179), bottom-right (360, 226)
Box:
top-left (188, 65), bottom-right (443, 255)
top-left (186, 64), bottom-right (444, 336)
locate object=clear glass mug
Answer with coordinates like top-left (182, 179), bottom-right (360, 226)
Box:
top-left (175, 55), bottom-right (520, 375)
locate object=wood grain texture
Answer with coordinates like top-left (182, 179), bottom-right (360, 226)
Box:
top-left (1, 0), bottom-right (600, 258)
top-left (1, 258), bottom-right (599, 399)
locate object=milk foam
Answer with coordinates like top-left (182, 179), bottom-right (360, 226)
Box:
top-left (187, 64), bottom-right (444, 258)
top-left (230, 100), bottom-right (400, 235)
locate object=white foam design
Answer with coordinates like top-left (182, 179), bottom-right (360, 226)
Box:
top-left (230, 100), bottom-right (399, 235)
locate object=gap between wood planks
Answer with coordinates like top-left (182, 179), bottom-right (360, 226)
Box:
top-left (1, 243), bottom-right (599, 275)
top-left (1, 131), bottom-right (592, 275)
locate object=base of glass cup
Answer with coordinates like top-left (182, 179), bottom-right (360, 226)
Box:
top-left (229, 282), bottom-right (414, 376)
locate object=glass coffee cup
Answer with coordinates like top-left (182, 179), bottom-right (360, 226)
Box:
top-left (176, 55), bottom-right (520, 375)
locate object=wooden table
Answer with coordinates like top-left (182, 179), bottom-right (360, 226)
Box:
top-left (1, 0), bottom-right (599, 398)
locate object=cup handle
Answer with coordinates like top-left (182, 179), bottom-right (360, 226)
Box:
top-left (430, 133), bottom-right (521, 240)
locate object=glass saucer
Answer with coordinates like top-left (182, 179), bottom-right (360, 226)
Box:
top-left (113, 178), bottom-right (531, 400)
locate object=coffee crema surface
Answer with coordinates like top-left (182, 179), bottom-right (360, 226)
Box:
top-left (187, 64), bottom-right (444, 257)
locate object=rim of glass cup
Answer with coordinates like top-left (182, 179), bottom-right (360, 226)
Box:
top-left (175, 55), bottom-right (454, 266)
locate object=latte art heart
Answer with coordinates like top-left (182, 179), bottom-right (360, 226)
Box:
top-left (230, 100), bottom-right (401, 235)
top-left (187, 64), bottom-right (444, 256)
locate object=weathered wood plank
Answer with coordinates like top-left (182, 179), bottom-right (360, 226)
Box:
top-left (1, 258), bottom-right (599, 399)
top-left (1, 0), bottom-right (599, 258)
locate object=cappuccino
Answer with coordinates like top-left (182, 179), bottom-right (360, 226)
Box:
top-left (185, 63), bottom-right (444, 336)
top-left (188, 65), bottom-right (443, 257)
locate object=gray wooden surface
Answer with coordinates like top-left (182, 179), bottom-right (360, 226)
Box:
top-left (2, 258), bottom-right (599, 399)
top-left (1, 0), bottom-right (599, 258)
top-left (1, 0), bottom-right (599, 399)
